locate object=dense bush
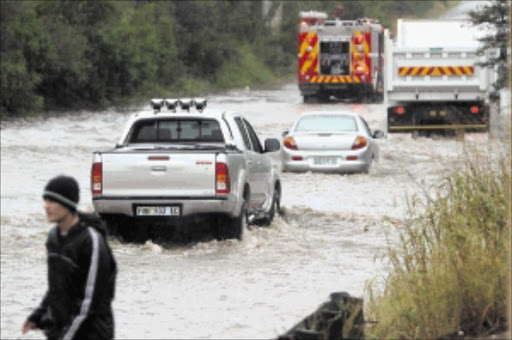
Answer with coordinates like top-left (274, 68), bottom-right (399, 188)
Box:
top-left (366, 147), bottom-right (511, 339)
top-left (1, 0), bottom-right (457, 118)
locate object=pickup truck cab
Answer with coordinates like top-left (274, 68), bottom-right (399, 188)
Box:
top-left (91, 99), bottom-right (281, 241)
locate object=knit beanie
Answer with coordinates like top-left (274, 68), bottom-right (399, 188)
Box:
top-left (43, 175), bottom-right (79, 212)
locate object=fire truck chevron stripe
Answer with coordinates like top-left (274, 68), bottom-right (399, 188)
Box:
top-left (299, 32), bottom-right (318, 74)
top-left (310, 75), bottom-right (370, 83)
top-left (398, 66), bottom-right (475, 76)
top-left (299, 32), bottom-right (315, 57)
top-left (301, 44), bottom-right (318, 74)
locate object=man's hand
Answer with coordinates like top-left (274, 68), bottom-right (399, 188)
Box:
top-left (21, 320), bottom-right (36, 334)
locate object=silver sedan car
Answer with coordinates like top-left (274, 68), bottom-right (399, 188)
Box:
top-left (281, 111), bottom-right (385, 173)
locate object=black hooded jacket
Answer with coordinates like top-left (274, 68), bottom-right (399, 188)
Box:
top-left (28, 212), bottom-right (117, 340)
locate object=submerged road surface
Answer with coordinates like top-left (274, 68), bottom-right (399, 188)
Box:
top-left (1, 83), bottom-right (505, 339)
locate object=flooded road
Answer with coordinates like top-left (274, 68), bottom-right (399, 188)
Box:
top-left (0, 83), bottom-right (503, 339)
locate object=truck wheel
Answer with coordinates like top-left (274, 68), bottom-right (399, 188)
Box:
top-left (118, 219), bottom-right (149, 244)
top-left (101, 215), bottom-right (119, 238)
top-left (227, 201), bottom-right (247, 240)
top-left (260, 189), bottom-right (280, 226)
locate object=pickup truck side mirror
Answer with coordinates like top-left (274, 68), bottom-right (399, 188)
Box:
top-left (372, 130), bottom-right (385, 139)
top-left (264, 138), bottom-right (280, 152)
top-left (282, 131), bottom-right (289, 137)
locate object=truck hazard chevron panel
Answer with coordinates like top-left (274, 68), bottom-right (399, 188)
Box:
top-left (398, 66), bottom-right (475, 76)
top-left (310, 75), bottom-right (362, 83)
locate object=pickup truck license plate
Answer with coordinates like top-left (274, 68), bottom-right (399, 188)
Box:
top-left (313, 157), bottom-right (337, 165)
top-left (136, 206), bottom-right (180, 216)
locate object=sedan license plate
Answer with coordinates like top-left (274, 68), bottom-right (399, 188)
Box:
top-left (313, 157), bottom-right (337, 165)
top-left (136, 206), bottom-right (180, 216)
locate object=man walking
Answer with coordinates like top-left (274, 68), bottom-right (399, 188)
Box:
top-left (22, 175), bottom-right (117, 340)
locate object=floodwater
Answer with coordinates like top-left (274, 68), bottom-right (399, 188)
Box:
top-left (0, 83), bottom-right (506, 339)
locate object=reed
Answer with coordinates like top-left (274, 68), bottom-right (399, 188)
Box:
top-left (366, 146), bottom-right (511, 339)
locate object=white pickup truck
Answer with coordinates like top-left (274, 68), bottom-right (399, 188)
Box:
top-left (91, 99), bottom-right (281, 241)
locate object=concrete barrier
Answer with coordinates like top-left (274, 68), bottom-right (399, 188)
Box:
top-left (278, 292), bottom-right (365, 340)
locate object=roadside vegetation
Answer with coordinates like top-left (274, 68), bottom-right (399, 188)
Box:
top-left (366, 146), bottom-right (511, 339)
top-left (468, 0), bottom-right (510, 101)
top-left (1, 0), bottom-right (459, 119)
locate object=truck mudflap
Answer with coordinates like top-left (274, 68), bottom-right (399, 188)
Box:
top-left (387, 102), bottom-right (489, 133)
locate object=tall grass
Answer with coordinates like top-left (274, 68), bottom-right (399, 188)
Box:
top-left (366, 147), bottom-right (511, 339)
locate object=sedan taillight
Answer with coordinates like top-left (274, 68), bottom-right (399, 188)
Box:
top-left (216, 162), bottom-right (230, 194)
top-left (91, 162), bottom-right (102, 196)
top-left (283, 136), bottom-right (298, 150)
top-left (351, 136), bottom-right (367, 150)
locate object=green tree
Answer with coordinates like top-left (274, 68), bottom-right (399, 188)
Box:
top-left (0, 0), bottom-right (464, 117)
top-left (468, 0), bottom-right (511, 100)
top-left (1, 1), bottom-right (44, 117)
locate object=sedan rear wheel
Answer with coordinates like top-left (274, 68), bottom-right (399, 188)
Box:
top-left (363, 156), bottom-right (373, 174)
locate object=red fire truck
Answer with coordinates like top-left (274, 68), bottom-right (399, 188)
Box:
top-left (298, 11), bottom-right (386, 103)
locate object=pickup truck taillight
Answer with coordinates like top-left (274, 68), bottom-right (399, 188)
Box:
top-left (91, 162), bottom-right (102, 196)
top-left (215, 162), bottom-right (230, 194)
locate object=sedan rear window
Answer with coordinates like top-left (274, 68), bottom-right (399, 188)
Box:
top-left (295, 115), bottom-right (358, 132)
top-left (128, 118), bottom-right (224, 143)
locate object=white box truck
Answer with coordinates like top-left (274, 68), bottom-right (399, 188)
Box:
top-left (385, 19), bottom-right (494, 135)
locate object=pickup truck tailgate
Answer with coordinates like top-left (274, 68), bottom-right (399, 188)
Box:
top-left (101, 153), bottom-right (217, 197)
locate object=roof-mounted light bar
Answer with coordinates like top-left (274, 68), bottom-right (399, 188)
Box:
top-left (179, 98), bottom-right (193, 112)
top-left (194, 98), bottom-right (207, 112)
top-left (165, 99), bottom-right (178, 112)
top-left (299, 11), bottom-right (327, 20)
top-left (151, 98), bottom-right (208, 113)
top-left (150, 99), bottom-right (164, 112)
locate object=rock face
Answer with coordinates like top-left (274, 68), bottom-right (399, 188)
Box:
top-left (278, 292), bottom-right (365, 340)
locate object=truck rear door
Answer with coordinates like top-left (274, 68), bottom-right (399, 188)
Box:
top-left (101, 151), bottom-right (217, 197)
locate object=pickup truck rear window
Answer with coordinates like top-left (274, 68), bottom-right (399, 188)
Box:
top-left (128, 118), bottom-right (224, 143)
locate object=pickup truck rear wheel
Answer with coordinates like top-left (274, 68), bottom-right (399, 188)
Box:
top-left (101, 215), bottom-right (119, 237)
top-left (226, 200), bottom-right (247, 240)
top-left (118, 219), bottom-right (149, 244)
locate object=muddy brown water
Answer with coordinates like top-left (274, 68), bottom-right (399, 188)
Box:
top-left (1, 83), bottom-right (506, 339)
